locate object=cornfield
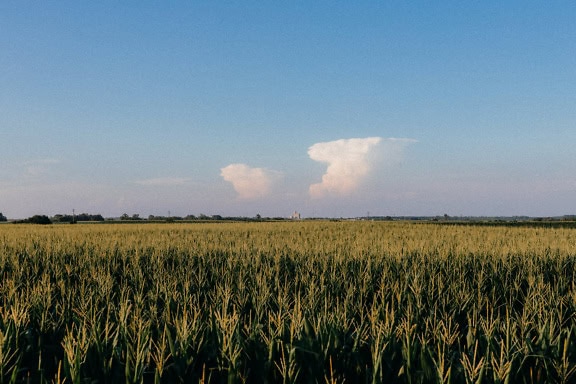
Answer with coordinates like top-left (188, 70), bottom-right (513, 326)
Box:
top-left (1, 221), bottom-right (576, 383)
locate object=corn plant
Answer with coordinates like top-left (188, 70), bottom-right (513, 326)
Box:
top-left (0, 221), bottom-right (575, 383)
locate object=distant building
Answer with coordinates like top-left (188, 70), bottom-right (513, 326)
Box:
top-left (291, 211), bottom-right (301, 220)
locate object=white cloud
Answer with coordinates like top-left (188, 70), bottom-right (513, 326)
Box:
top-left (220, 163), bottom-right (282, 200)
top-left (308, 137), bottom-right (415, 198)
top-left (22, 158), bottom-right (61, 177)
top-left (133, 177), bottom-right (190, 186)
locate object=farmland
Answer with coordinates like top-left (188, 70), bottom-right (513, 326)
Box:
top-left (1, 221), bottom-right (576, 383)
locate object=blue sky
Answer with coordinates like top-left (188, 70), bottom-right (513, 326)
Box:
top-left (1, 1), bottom-right (575, 218)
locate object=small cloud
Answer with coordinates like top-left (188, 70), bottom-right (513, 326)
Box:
top-left (133, 177), bottom-right (190, 186)
top-left (220, 163), bottom-right (282, 200)
top-left (308, 137), bottom-right (415, 198)
top-left (23, 158), bottom-right (61, 177)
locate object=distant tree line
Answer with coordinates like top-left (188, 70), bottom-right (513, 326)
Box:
top-left (53, 213), bottom-right (105, 223)
top-left (13, 215), bottom-right (52, 224)
top-left (146, 214), bottom-right (222, 221)
top-left (5, 212), bottom-right (297, 224)
top-left (10, 213), bottom-right (105, 225)
top-left (147, 214), bottom-right (287, 222)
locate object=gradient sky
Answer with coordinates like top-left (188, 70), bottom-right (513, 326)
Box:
top-left (1, 1), bottom-right (575, 218)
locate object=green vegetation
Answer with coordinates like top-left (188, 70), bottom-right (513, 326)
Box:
top-left (11, 215), bottom-right (52, 224)
top-left (1, 222), bottom-right (576, 383)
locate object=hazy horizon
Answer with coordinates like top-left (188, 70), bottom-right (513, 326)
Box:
top-left (2, 2), bottom-right (575, 219)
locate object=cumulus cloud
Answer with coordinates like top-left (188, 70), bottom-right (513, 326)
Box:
top-left (220, 163), bottom-right (282, 200)
top-left (308, 137), bottom-right (415, 198)
top-left (133, 177), bottom-right (190, 186)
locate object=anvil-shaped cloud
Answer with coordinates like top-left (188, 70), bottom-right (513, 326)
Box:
top-left (221, 163), bottom-right (282, 200)
top-left (308, 137), bottom-right (415, 198)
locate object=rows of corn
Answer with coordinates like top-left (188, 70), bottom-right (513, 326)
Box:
top-left (1, 221), bottom-right (576, 383)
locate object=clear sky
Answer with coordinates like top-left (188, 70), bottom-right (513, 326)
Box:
top-left (1, 1), bottom-right (575, 219)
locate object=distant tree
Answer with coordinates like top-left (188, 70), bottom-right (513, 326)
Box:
top-left (52, 214), bottom-right (65, 223)
top-left (77, 213), bottom-right (89, 221)
top-left (53, 213), bottom-right (104, 223)
top-left (28, 215), bottom-right (52, 225)
top-left (0, 212), bottom-right (7, 222)
top-left (120, 213), bottom-right (130, 220)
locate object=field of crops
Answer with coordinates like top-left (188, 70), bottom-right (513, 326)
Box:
top-left (1, 221), bottom-right (576, 383)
